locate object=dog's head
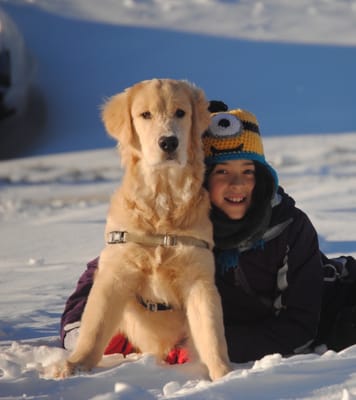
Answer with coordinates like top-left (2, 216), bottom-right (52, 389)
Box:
top-left (102, 79), bottom-right (210, 168)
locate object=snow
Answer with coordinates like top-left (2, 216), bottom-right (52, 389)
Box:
top-left (6, 0), bottom-right (356, 46)
top-left (1, 0), bottom-right (356, 399)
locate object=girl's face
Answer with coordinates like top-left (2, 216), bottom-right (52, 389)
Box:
top-left (208, 159), bottom-right (256, 220)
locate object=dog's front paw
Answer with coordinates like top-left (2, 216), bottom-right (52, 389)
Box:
top-left (209, 362), bottom-right (232, 381)
top-left (44, 360), bottom-right (79, 379)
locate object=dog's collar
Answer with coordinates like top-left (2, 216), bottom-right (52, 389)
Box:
top-left (107, 231), bottom-right (210, 249)
top-left (137, 296), bottom-right (172, 312)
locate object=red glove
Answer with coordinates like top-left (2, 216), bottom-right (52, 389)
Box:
top-left (104, 333), bottom-right (189, 364)
top-left (104, 333), bottom-right (135, 355)
top-left (165, 346), bottom-right (189, 364)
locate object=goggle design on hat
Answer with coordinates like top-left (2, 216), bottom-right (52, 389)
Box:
top-left (203, 109), bottom-right (263, 163)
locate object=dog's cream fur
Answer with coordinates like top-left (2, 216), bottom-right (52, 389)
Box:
top-left (56, 79), bottom-right (231, 380)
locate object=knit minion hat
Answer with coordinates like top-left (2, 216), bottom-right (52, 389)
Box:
top-left (203, 109), bottom-right (278, 189)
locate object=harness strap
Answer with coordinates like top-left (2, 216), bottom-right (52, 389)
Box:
top-left (137, 296), bottom-right (173, 312)
top-left (107, 231), bottom-right (210, 249)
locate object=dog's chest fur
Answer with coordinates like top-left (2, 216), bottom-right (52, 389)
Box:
top-left (104, 154), bottom-right (214, 307)
top-left (109, 164), bottom-right (211, 235)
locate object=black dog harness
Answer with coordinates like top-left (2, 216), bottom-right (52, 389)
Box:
top-left (137, 296), bottom-right (172, 312)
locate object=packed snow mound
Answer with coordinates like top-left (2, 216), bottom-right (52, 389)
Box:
top-left (9, 0), bottom-right (356, 45)
top-left (2, 339), bottom-right (356, 399)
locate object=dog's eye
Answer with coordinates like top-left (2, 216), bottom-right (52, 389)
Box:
top-left (141, 111), bottom-right (152, 120)
top-left (208, 113), bottom-right (242, 138)
top-left (175, 109), bottom-right (185, 118)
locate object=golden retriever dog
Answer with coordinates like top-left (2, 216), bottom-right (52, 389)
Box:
top-left (54, 79), bottom-right (231, 381)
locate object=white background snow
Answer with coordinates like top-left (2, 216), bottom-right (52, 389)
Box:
top-left (1, 1), bottom-right (356, 399)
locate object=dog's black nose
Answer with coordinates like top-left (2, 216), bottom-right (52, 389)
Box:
top-left (158, 136), bottom-right (179, 153)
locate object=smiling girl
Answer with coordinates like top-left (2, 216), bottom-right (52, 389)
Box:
top-left (60, 108), bottom-right (356, 364)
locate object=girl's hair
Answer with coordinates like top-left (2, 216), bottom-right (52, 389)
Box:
top-left (245, 161), bottom-right (275, 225)
top-left (252, 161), bottom-right (275, 207)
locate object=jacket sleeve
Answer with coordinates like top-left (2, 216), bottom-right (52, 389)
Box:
top-left (225, 210), bottom-right (323, 363)
top-left (59, 257), bottom-right (99, 346)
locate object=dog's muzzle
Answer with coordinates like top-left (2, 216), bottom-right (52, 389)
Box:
top-left (158, 136), bottom-right (178, 153)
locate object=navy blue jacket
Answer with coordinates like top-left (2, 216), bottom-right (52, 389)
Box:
top-left (216, 188), bottom-right (323, 362)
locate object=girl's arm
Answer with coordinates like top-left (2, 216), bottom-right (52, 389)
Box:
top-left (60, 257), bottom-right (99, 348)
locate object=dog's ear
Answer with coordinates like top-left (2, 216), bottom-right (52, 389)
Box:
top-left (101, 91), bottom-right (132, 144)
top-left (189, 85), bottom-right (211, 152)
top-left (102, 89), bottom-right (141, 166)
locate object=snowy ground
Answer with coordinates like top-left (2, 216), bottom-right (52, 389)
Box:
top-left (1, 0), bottom-right (356, 399)
top-left (1, 133), bottom-right (356, 399)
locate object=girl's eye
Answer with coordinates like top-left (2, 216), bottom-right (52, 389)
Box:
top-left (214, 168), bottom-right (228, 175)
top-left (244, 168), bottom-right (256, 176)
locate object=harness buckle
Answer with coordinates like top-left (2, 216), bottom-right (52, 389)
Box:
top-left (108, 231), bottom-right (127, 244)
top-left (163, 234), bottom-right (177, 247)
